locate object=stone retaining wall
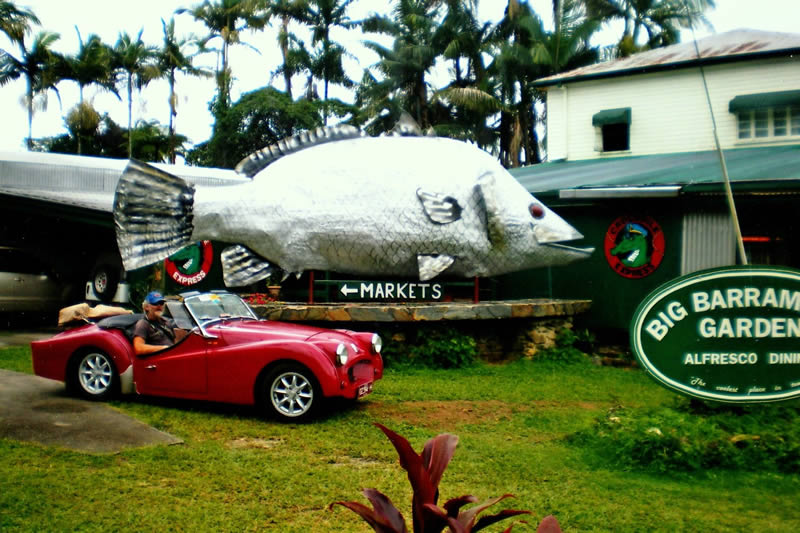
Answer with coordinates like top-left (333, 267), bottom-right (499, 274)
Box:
top-left (251, 299), bottom-right (591, 361)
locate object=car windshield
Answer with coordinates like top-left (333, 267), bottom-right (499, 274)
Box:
top-left (183, 293), bottom-right (257, 325)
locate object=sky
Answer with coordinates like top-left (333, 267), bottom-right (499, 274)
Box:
top-left (1, 0), bottom-right (798, 159)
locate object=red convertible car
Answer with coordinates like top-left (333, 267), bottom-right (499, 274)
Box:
top-left (31, 291), bottom-right (383, 421)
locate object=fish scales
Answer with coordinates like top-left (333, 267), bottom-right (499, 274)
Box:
top-left (192, 136), bottom-right (574, 278)
top-left (115, 134), bottom-right (591, 284)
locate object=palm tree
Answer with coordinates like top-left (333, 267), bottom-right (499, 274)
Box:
top-left (267, 0), bottom-right (304, 99)
top-left (57, 30), bottom-right (118, 154)
top-left (433, 0), bottom-right (489, 85)
top-left (156, 17), bottom-right (211, 163)
top-left (60, 29), bottom-right (117, 104)
top-left (547, 0), bottom-right (600, 73)
top-left (293, 0), bottom-right (356, 123)
top-left (0, 2), bottom-right (57, 150)
top-left (361, 0), bottom-right (442, 131)
top-left (0, 31), bottom-right (62, 150)
top-left (428, 0), bottom-right (499, 147)
top-left (176, 0), bottom-right (270, 109)
top-left (113, 30), bottom-right (160, 157)
top-left (0, 0), bottom-right (38, 44)
top-left (485, 0), bottom-right (548, 166)
top-left (585, 0), bottom-right (714, 55)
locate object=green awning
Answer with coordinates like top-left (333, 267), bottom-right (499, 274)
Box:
top-left (729, 90), bottom-right (800, 112)
top-left (508, 144), bottom-right (800, 196)
top-left (592, 107), bottom-right (631, 126)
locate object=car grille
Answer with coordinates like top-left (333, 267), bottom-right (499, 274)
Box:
top-left (348, 360), bottom-right (373, 382)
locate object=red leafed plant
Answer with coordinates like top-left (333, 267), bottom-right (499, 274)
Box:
top-left (330, 423), bottom-right (562, 533)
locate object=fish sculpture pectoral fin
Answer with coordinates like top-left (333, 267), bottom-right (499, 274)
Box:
top-left (114, 160), bottom-right (195, 271)
top-left (418, 254), bottom-right (455, 281)
top-left (416, 189), bottom-right (463, 224)
top-left (221, 245), bottom-right (277, 287)
top-left (475, 173), bottom-right (507, 249)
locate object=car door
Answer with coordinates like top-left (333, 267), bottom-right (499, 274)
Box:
top-left (133, 331), bottom-right (209, 397)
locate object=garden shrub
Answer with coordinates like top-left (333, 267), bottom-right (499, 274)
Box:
top-left (534, 328), bottom-right (593, 364)
top-left (572, 400), bottom-right (800, 474)
top-left (380, 326), bottom-right (477, 369)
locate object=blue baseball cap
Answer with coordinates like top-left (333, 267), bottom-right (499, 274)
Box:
top-left (145, 291), bottom-right (166, 305)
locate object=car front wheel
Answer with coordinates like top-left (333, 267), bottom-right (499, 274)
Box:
top-left (72, 351), bottom-right (117, 401)
top-left (262, 364), bottom-right (320, 422)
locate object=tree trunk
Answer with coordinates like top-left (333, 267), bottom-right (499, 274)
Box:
top-left (280, 15), bottom-right (292, 99)
top-left (168, 71), bottom-right (176, 164)
top-left (127, 74), bottom-right (134, 158)
top-left (26, 77), bottom-right (33, 151)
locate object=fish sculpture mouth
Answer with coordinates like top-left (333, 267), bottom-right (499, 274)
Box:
top-left (542, 242), bottom-right (595, 257)
top-left (533, 224), bottom-right (584, 244)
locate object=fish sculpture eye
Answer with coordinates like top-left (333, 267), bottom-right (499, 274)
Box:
top-left (529, 203), bottom-right (545, 219)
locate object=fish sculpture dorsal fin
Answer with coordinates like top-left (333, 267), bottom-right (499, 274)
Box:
top-left (235, 124), bottom-right (363, 178)
top-left (389, 110), bottom-right (436, 137)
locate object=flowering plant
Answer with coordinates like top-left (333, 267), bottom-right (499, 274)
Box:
top-left (243, 293), bottom-right (277, 305)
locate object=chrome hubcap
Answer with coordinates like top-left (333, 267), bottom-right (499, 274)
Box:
top-left (79, 353), bottom-right (112, 395)
top-left (271, 372), bottom-right (313, 417)
top-left (95, 272), bottom-right (107, 293)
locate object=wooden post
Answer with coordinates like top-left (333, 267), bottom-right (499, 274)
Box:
top-left (473, 276), bottom-right (480, 303)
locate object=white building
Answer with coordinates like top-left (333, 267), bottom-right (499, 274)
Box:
top-left (504, 30), bottom-right (800, 328)
top-left (536, 29), bottom-right (800, 161)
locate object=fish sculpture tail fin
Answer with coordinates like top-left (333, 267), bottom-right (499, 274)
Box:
top-left (114, 160), bottom-right (195, 271)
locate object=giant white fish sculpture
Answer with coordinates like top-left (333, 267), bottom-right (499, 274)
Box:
top-left (114, 126), bottom-right (592, 286)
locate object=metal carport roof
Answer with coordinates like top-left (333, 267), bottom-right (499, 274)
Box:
top-left (509, 144), bottom-right (800, 197)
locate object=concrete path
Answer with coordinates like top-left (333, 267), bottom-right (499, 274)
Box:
top-left (0, 369), bottom-right (183, 454)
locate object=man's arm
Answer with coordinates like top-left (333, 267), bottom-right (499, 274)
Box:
top-left (133, 336), bottom-right (170, 355)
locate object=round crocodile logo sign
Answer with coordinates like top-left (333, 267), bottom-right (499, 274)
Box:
top-left (165, 241), bottom-right (214, 286)
top-left (604, 216), bottom-right (665, 279)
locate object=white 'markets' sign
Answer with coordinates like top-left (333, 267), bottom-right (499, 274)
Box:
top-left (630, 266), bottom-right (800, 403)
top-left (337, 281), bottom-right (443, 301)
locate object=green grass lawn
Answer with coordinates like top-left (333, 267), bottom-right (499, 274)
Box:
top-left (1, 346), bottom-right (799, 532)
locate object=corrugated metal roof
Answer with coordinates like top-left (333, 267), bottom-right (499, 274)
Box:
top-left (535, 29), bottom-right (800, 87)
top-left (509, 144), bottom-right (800, 195)
top-left (0, 151), bottom-right (246, 214)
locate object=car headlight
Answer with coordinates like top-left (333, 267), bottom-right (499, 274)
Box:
top-left (371, 334), bottom-right (382, 354)
top-left (336, 343), bottom-right (349, 365)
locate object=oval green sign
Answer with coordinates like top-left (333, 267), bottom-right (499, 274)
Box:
top-left (631, 265), bottom-right (800, 403)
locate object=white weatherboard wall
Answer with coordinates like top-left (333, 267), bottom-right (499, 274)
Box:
top-left (544, 57), bottom-right (800, 161)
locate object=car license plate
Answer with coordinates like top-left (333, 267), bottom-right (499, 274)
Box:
top-left (357, 382), bottom-right (373, 398)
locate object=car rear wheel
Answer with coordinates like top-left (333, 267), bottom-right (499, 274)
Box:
top-left (262, 364), bottom-right (320, 422)
top-left (72, 351), bottom-right (117, 401)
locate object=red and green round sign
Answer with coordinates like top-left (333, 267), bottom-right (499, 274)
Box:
top-left (631, 265), bottom-right (800, 403)
top-left (604, 216), bottom-right (665, 279)
top-left (165, 241), bottom-right (214, 286)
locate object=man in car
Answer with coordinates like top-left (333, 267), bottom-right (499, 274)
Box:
top-left (133, 291), bottom-right (180, 355)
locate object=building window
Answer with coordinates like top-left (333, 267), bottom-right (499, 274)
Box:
top-left (736, 107), bottom-right (800, 140)
top-left (730, 91), bottom-right (800, 141)
top-left (601, 123), bottom-right (629, 151)
top-left (592, 107), bottom-right (631, 153)
top-left (791, 106), bottom-right (800, 135)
